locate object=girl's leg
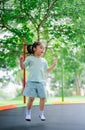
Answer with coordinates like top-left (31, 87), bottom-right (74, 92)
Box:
top-left (39, 98), bottom-right (46, 121)
top-left (27, 97), bottom-right (35, 110)
top-left (25, 97), bottom-right (35, 121)
top-left (40, 98), bottom-right (45, 110)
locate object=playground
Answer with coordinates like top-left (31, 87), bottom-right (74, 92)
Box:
top-left (0, 0), bottom-right (85, 130)
top-left (0, 104), bottom-right (85, 130)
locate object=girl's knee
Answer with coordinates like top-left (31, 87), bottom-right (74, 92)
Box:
top-left (29, 97), bottom-right (35, 102)
top-left (40, 98), bottom-right (45, 101)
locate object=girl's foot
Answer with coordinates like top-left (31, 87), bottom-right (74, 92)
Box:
top-left (25, 109), bottom-right (31, 121)
top-left (25, 114), bottom-right (31, 121)
top-left (39, 114), bottom-right (46, 121)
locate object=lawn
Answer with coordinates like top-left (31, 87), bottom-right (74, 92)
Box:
top-left (0, 96), bottom-right (85, 107)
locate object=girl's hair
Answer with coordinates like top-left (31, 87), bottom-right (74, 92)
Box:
top-left (27, 42), bottom-right (41, 54)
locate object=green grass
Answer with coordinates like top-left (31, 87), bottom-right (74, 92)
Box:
top-left (0, 96), bottom-right (85, 107)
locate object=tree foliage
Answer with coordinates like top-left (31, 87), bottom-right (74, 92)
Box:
top-left (0, 0), bottom-right (85, 95)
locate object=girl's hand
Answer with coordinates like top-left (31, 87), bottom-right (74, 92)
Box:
top-left (54, 59), bottom-right (58, 65)
top-left (46, 58), bottom-right (58, 73)
top-left (20, 56), bottom-right (25, 69)
top-left (20, 56), bottom-right (24, 61)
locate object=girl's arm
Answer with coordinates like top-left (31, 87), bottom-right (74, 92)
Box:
top-left (20, 56), bottom-right (25, 69)
top-left (46, 59), bottom-right (58, 73)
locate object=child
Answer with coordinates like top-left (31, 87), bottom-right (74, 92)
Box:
top-left (20, 42), bottom-right (58, 121)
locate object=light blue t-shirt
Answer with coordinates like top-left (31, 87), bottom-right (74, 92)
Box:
top-left (23, 55), bottom-right (48, 82)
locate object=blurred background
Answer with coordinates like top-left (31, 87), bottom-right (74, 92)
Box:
top-left (0, 0), bottom-right (85, 106)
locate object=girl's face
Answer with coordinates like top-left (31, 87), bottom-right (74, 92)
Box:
top-left (33, 44), bottom-right (45, 57)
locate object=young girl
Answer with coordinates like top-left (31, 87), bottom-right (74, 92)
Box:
top-left (20, 42), bottom-right (58, 121)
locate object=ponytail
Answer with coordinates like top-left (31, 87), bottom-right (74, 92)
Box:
top-left (27, 44), bottom-right (33, 54)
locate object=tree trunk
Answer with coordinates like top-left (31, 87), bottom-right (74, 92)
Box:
top-left (76, 74), bottom-right (81, 95)
top-left (37, 26), bottom-right (40, 41)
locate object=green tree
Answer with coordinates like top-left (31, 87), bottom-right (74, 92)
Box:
top-left (0, 0), bottom-right (85, 97)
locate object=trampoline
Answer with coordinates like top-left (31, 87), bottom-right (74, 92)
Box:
top-left (0, 104), bottom-right (85, 130)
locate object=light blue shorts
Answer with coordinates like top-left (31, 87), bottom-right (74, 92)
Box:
top-left (23, 81), bottom-right (46, 98)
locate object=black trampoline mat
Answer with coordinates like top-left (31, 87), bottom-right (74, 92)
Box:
top-left (0, 104), bottom-right (85, 130)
